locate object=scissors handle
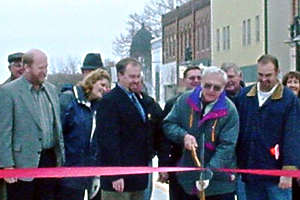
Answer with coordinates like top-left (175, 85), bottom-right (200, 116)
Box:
top-left (190, 147), bottom-right (206, 200)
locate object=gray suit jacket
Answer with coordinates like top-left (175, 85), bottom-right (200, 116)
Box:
top-left (0, 76), bottom-right (65, 169)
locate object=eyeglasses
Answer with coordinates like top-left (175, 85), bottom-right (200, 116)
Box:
top-left (188, 76), bottom-right (201, 81)
top-left (203, 83), bottom-right (223, 92)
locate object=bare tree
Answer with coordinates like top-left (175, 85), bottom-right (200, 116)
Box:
top-left (48, 56), bottom-right (82, 92)
top-left (104, 58), bottom-right (115, 67)
top-left (113, 21), bottom-right (140, 57)
top-left (113, 0), bottom-right (189, 57)
top-left (51, 56), bottom-right (80, 74)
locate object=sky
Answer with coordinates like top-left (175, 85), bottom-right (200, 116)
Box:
top-left (0, 0), bottom-right (149, 82)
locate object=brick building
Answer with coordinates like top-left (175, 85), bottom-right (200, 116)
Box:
top-left (162, 0), bottom-right (211, 72)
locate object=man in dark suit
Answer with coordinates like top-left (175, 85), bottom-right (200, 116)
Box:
top-left (132, 79), bottom-right (164, 200)
top-left (0, 49), bottom-right (65, 200)
top-left (95, 57), bottom-right (153, 200)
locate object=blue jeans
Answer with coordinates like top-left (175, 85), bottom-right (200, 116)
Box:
top-left (245, 181), bottom-right (291, 200)
top-left (143, 161), bottom-right (153, 200)
top-left (236, 175), bottom-right (246, 200)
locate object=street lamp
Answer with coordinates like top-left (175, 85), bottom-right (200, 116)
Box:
top-left (286, 16), bottom-right (300, 71)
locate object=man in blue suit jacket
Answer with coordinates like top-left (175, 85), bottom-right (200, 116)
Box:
top-left (95, 58), bottom-right (153, 200)
top-left (236, 54), bottom-right (300, 200)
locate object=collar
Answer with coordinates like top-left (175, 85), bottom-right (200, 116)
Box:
top-left (117, 83), bottom-right (133, 98)
top-left (198, 91), bottom-right (218, 116)
top-left (247, 82), bottom-right (284, 100)
top-left (225, 86), bottom-right (242, 98)
top-left (186, 86), bottom-right (228, 125)
top-left (21, 76), bottom-right (45, 91)
top-left (2, 76), bottom-right (13, 84)
top-left (73, 86), bottom-right (91, 108)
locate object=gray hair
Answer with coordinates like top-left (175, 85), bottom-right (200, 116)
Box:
top-left (220, 62), bottom-right (241, 75)
top-left (202, 66), bottom-right (228, 83)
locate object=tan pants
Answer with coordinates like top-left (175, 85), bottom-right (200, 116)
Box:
top-left (0, 180), bottom-right (6, 200)
top-left (101, 190), bottom-right (144, 200)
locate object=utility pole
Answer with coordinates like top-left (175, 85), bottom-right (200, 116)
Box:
top-left (289, 1), bottom-right (300, 71)
top-left (296, 23), bottom-right (300, 71)
top-left (291, 16), bottom-right (300, 71)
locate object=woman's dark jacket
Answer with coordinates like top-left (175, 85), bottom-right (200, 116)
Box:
top-left (59, 86), bottom-right (98, 189)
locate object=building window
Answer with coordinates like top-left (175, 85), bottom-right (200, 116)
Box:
top-left (165, 37), bottom-right (168, 58)
top-left (242, 20), bottom-right (246, 46)
top-left (242, 19), bottom-right (252, 46)
top-left (216, 28), bottom-right (220, 51)
top-left (207, 23), bottom-right (211, 49)
top-left (255, 15), bottom-right (260, 42)
top-left (197, 26), bottom-right (200, 51)
top-left (171, 35), bottom-right (173, 57)
top-left (173, 34), bottom-right (176, 57)
top-left (202, 25), bottom-right (207, 49)
top-left (168, 36), bottom-right (170, 58)
top-left (179, 33), bottom-right (182, 59)
top-left (226, 25), bottom-right (230, 50)
top-left (223, 27), bottom-right (226, 50)
top-left (201, 26), bottom-right (205, 49)
top-left (184, 31), bottom-right (188, 49)
top-left (221, 26), bottom-right (230, 50)
top-left (181, 33), bottom-right (184, 59)
top-left (188, 28), bottom-right (192, 48)
top-left (247, 19), bottom-right (251, 45)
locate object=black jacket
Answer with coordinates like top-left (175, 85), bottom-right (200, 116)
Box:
top-left (95, 85), bottom-right (153, 191)
top-left (161, 94), bottom-right (184, 167)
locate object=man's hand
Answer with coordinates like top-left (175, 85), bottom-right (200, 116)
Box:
top-left (195, 180), bottom-right (210, 191)
top-left (184, 134), bottom-right (198, 151)
top-left (278, 176), bottom-right (292, 189)
top-left (4, 168), bottom-right (17, 184)
top-left (112, 178), bottom-right (124, 192)
top-left (158, 172), bottom-right (169, 183)
top-left (89, 177), bottom-right (100, 199)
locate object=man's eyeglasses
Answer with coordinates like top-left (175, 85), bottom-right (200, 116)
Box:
top-left (188, 76), bottom-right (201, 81)
top-left (203, 83), bottom-right (223, 92)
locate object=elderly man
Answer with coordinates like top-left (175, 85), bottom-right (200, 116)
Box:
top-left (159, 66), bottom-right (202, 200)
top-left (2, 52), bottom-right (24, 85)
top-left (221, 62), bottom-right (246, 200)
top-left (221, 63), bottom-right (243, 101)
top-left (0, 49), bottom-right (65, 200)
top-left (163, 66), bottom-right (239, 200)
top-left (236, 54), bottom-right (300, 200)
top-left (95, 58), bottom-right (153, 200)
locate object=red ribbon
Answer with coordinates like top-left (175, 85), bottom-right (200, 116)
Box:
top-left (0, 167), bottom-right (300, 179)
top-left (0, 167), bottom-right (198, 178)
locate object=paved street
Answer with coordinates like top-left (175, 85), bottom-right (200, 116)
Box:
top-left (151, 157), bottom-right (169, 200)
top-left (151, 173), bottom-right (169, 200)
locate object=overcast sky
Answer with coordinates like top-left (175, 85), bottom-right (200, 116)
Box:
top-left (0, 0), bottom-right (149, 82)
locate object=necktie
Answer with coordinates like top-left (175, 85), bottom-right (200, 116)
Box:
top-left (131, 93), bottom-right (146, 122)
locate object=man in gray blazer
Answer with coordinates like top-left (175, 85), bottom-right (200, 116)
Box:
top-left (0, 49), bottom-right (65, 200)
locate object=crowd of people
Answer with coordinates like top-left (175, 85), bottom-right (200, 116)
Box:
top-left (0, 49), bottom-right (300, 200)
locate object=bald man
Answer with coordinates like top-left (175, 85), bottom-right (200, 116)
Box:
top-left (0, 49), bottom-right (65, 200)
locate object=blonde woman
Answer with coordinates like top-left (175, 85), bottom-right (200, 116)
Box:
top-left (59, 69), bottom-right (111, 200)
